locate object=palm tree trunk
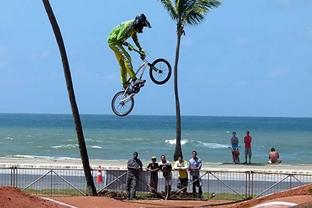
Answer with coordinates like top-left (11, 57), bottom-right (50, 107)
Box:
top-left (173, 27), bottom-right (183, 161)
top-left (42, 0), bottom-right (97, 196)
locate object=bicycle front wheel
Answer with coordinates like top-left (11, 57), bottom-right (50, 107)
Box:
top-left (149, 58), bottom-right (172, 85)
top-left (111, 91), bottom-right (134, 117)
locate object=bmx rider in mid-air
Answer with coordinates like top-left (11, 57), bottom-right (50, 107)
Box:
top-left (108, 13), bottom-right (151, 90)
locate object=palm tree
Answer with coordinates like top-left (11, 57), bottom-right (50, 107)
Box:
top-left (42, 0), bottom-right (97, 195)
top-left (160, 0), bottom-right (220, 160)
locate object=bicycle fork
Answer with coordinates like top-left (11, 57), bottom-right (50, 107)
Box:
top-left (120, 92), bottom-right (134, 103)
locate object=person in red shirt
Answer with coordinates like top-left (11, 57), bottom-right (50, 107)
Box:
top-left (244, 131), bottom-right (252, 164)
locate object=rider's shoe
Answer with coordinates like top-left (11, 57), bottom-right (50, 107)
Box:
top-left (124, 87), bottom-right (132, 94)
top-left (133, 78), bottom-right (146, 86)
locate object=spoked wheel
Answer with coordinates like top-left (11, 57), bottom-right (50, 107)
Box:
top-left (149, 58), bottom-right (172, 85)
top-left (111, 91), bottom-right (134, 116)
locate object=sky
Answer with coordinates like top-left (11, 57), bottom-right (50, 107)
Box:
top-left (0, 0), bottom-right (312, 117)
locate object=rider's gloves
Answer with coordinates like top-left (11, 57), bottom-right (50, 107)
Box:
top-left (128, 44), bottom-right (134, 51)
top-left (139, 48), bottom-right (146, 60)
top-left (123, 42), bottom-right (134, 51)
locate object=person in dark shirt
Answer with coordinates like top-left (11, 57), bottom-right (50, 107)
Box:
top-left (159, 155), bottom-right (172, 199)
top-left (146, 156), bottom-right (159, 193)
top-left (230, 131), bottom-right (240, 164)
top-left (126, 152), bottom-right (143, 200)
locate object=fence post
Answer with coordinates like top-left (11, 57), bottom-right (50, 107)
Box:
top-left (50, 169), bottom-right (53, 196)
top-left (207, 171), bottom-right (210, 200)
top-left (245, 171), bottom-right (248, 199)
top-left (248, 171), bottom-right (251, 198)
top-left (251, 171), bottom-right (254, 198)
top-left (14, 167), bottom-right (17, 187)
top-left (245, 171), bottom-right (252, 199)
top-left (10, 166), bottom-right (17, 188)
top-left (10, 167), bottom-right (13, 187)
top-left (289, 174), bottom-right (292, 189)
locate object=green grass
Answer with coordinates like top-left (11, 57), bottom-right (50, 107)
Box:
top-left (24, 188), bottom-right (85, 196)
top-left (202, 192), bottom-right (251, 201)
top-left (24, 188), bottom-right (253, 201)
top-left (99, 190), bottom-right (250, 201)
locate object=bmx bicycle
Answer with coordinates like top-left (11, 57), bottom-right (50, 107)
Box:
top-left (111, 48), bottom-right (172, 116)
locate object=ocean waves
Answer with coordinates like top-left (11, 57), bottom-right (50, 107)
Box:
top-left (197, 141), bottom-right (229, 149)
top-left (165, 139), bottom-right (229, 149)
top-left (165, 139), bottom-right (189, 145)
top-left (6, 154), bottom-right (79, 160)
top-left (51, 144), bottom-right (78, 149)
top-left (51, 144), bottom-right (102, 150)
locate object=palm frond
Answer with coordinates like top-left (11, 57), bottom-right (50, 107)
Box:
top-left (183, 0), bottom-right (220, 25)
top-left (160, 0), bottom-right (178, 20)
top-left (175, 0), bottom-right (194, 19)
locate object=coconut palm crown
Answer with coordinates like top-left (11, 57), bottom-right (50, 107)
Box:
top-left (161, 0), bottom-right (220, 33)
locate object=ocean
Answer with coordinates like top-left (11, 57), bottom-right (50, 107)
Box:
top-left (0, 113), bottom-right (311, 164)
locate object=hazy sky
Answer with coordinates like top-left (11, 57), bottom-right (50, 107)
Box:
top-left (1, 0), bottom-right (312, 117)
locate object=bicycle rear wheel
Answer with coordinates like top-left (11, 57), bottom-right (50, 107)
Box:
top-left (111, 91), bottom-right (134, 117)
top-left (149, 58), bottom-right (171, 85)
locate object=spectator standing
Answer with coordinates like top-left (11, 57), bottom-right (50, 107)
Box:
top-left (189, 151), bottom-right (202, 198)
top-left (126, 152), bottom-right (143, 200)
top-left (244, 131), bottom-right (252, 164)
top-left (159, 155), bottom-right (172, 199)
top-left (230, 131), bottom-right (240, 164)
top-left (173, 156), bottom-right (189, 193)
top-left (146, 156), bottom-right (159, 193)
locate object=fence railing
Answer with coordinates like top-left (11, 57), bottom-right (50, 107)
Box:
top-left (1, 166), bottom-right (311, 201)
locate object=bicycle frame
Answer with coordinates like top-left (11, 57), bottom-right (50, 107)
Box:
top-left (120, 48), bottom-right (162, 103)
top-left (128, 59), bottom-right (149, 83)
top-left (120, 50), bottom-right (150, 103)
top-left (125, 48), bottom-right (150, 84)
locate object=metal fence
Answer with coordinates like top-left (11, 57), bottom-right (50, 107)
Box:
top-left (1, 166), bottom-right (312, 201)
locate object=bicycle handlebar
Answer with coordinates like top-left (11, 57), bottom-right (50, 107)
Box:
top-left (131, 47), bottom-right (146, 61)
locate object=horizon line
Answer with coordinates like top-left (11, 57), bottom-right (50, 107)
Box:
top-left (0, 112), bottom-right (312, 119)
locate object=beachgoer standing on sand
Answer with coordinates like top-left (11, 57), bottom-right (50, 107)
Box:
top-left (230, 131), bottom-right (240, 164)
top-left (189, 150), bottom-right (202, 198)
top-left (244, 131), bottom-right (252, 164)
top-left (268, 148), bottom-right (281, 164)
top-left (173, 156), bottom-right (189, 193)
top-left (159, 155), bottom-right (172, 199)
top-left (146, 156), bottom-right (159, 193)
top-left (126, 152), bottom-right (143, 200)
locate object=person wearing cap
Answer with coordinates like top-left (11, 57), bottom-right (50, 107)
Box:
top-left (146, 156), bottom-right (159, 193)
top-left (108, 13), bottom-right (152, 90)
top-left (126, 152), bottom-right (143, 200)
